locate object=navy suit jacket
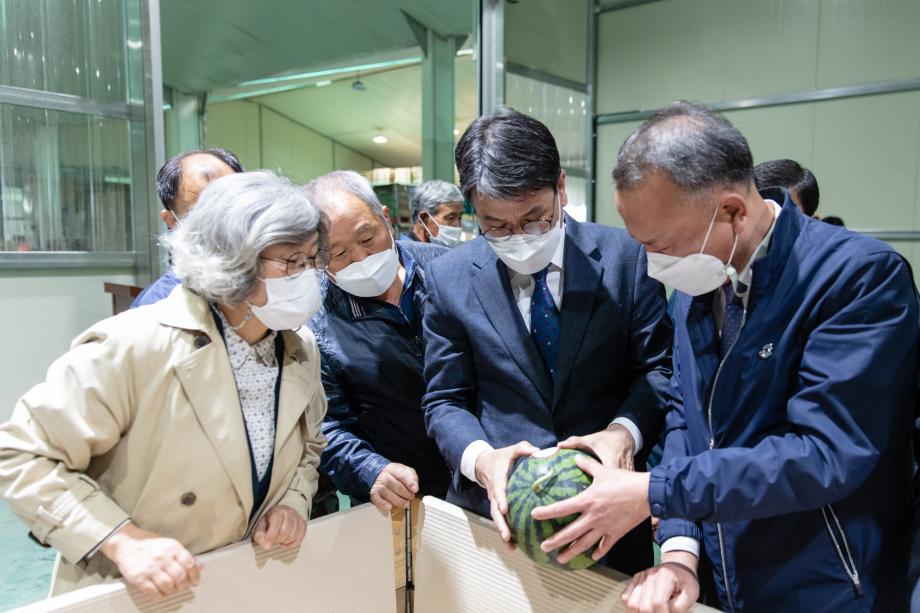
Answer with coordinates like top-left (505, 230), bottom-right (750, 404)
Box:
top-left (422, 215), bottom-right (673, 517)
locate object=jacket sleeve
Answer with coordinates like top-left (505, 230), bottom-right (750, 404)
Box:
top-left (279, 336), bottom-right (328, 520)
top-left (614, 245), bottom-right (674, 448)
top-left (315, 342), bottom-right (389, 500)
top-left (655, 329), bottom-right (703, 543)
top-left (0, 329), bottom-right (133, 565)
top-left (422, 261), bottom-right (487, 491)
top-left (649, 251), bottom-right (919, 523)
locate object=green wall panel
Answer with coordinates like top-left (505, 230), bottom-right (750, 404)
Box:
top-left (811, 91), bottom-right (920, 230)
top-left (816, 0), bottom-right (920, 89)
top-left (505, 0), bottom-right (588, 84)
top-left (594, 121), bottom-right (642, 228)
top-left (597, 0), bottom-right (727, 114)
top-left (205, 101), bottom-right (261, 170)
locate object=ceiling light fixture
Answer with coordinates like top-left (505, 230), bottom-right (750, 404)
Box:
top-left (373, 134), bottom-right (388, 144)
top-left (315, 80), bottom-right (332, 87)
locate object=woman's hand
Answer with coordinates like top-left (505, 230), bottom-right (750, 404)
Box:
top-left (252, 504), bottom-right (307, 550)
top-left (100, 522), bottom-right (202, 600)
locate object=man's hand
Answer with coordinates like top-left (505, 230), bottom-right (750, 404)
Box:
top-left (370, 463), bottom-right (419, 514)
top-left (531, 454), bottom-right (650, 564)
top-left (100, 522), bottom-right (202, 600)
top-left (558, 423), bottom-right (636, 470)
top-left (474, 441), bottom-right (539, 547)
top-left (622, 551), bottom-right (700, 613)
top-left (253, 505), bottom-right (307, 550)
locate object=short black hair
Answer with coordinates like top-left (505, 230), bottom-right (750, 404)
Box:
top-left (821, 216), bottom-right (844, 227)
top-left (156, 147), bottom-right (244, 210)
top-left (613, 101), bottom-right (754, 194)
top-left (753, 158), bottom-right (820, 216)
top-left (454, 107), bottom-right (561, 200)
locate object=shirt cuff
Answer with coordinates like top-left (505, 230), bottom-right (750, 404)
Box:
top-left (610, 417), bottom-right (643, 454)
top-left (660, 537), bottom-right (700, 558)
top-left (460, 440), bottom-right (494, 486)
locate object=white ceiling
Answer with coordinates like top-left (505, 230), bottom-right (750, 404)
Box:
top-left (161, 0), bottom-right (474, 92)
top-left (162, 0), bottom-right (477, 167)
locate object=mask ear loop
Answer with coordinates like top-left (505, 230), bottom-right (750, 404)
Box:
top-left (419, 212), bottom-right (437, 238)
top-left (698, 203), bottom-right (721, 254)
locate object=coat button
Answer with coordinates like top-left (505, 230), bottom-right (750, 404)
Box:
top-left (194, 335), bottom-right (211, 349)
top-left (180, 492), bottom-right (197, 506)
top-left (758, 342), bottom-right (774, 359)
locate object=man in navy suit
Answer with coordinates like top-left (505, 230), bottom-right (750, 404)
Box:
top-left (421, 108), bottom-right (673, 573)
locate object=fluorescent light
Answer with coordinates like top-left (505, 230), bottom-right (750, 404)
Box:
top-left (456, 48), bottom-right (473, 56)
top-left (373, 134), bottom-right (388, 144)
top-left (315, 80), bottom-right (332, 87)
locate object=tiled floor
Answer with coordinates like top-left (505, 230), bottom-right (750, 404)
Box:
top-left (0, 504), bottom-right (54, 611)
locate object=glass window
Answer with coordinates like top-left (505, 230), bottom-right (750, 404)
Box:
top-left (0, 104), bottom-right (133, 252)
top-left (0, 0), bottom-right (128, 102)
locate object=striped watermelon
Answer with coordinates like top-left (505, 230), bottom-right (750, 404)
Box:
top-left (506, 447), bottom-right (598, 570)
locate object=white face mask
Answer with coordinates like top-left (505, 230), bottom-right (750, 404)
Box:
top-left (421, 213), bottom-right (464, 248)
top-left (485, 195), bottom-right (564, 275)
top-left (330, 235), bottom-right (400, 297)
top-left (646, 204), bottom-right (739, 296)
top-left (248, 269), bottom-right (322, 331)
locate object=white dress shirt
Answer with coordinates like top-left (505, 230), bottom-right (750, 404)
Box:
top-left (459, 228), bottom-right (643, 485)
top-left (660, 199), bottom-right (782, 559)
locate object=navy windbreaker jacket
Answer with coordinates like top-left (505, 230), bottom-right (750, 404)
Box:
top-left (651, 189), bottom-right (919, 612)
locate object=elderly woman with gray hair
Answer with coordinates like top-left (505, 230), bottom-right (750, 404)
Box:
top-left (406, 179), bottom-right (466, 247)
top-left (0, 171), bottom-right (329, 600)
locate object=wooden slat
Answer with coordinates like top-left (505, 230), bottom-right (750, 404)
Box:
top-left (14, 504), bottom-right (396, 613)
top-left (414, 496), bottom-right (719, 613)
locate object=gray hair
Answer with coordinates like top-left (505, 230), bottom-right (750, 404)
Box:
top-left (162, 170), bottom-right (327, 306)
top-left (304, 170), bottom-right (387, 221)
top-left (410, 180), bottom-right (463, 221)
top-left (613, 101), bottom-right (754, 197)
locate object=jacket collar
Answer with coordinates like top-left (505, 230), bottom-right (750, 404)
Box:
top-left (156, 285), bottom-right (305, 361)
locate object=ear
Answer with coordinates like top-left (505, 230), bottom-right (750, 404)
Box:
top-left (160, 209), bottom-right (175, 230)
top-left (557, 170), bottom-right (568, 208)
top-left (719, 191), bottom-right (748, 235)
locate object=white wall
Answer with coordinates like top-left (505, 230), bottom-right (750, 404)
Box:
top-left (0, 269), bottom-right (135, 422)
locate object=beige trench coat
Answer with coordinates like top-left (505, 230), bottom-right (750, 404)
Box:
top-left (0, 286), bottom-right (326, 594)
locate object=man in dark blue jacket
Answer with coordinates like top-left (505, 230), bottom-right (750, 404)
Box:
top-left (535, 102), bottom-right (919, 612)
top-left (306, 171), bottom-right (450, 513)
top-left (132, 148), bottom-right (243, 308)
top-left (422, 108), bottom-right (673, 574)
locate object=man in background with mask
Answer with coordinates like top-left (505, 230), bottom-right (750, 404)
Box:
top-left (422, 108), bottom-right (673, 574)
top-left (532, 102), bottom-right (918, 612)
top-left (305, 171), bottom-right (451, 514)
top-left (404, 179), bottom-right (466, 247)
top-left (132, 147), bottom-right (244, 308)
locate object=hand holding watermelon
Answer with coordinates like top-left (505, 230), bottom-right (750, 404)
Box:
top-left (474, 441), bottom-right (540, 547)
top-left (506, 447), bottom-right (600, 570)
top-left (558, 423), bottom-right (637, 471)
top-left (530, 453), bottom-right (652, 566)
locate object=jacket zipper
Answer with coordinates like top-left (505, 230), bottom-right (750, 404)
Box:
top-left (706, 309), bottom-right (745, 613)
top-left (821, 505), bottom-right (864, 596)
